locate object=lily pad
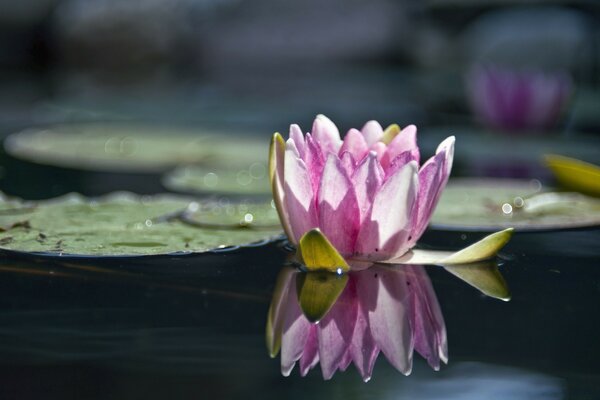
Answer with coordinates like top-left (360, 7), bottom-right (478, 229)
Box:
top-left (0, 192), bottom-right (282, 257)
top-left (163, 163), bottom-right (271, 196)
top-left (430, 178), bottom-right (600, 231)
top-left (4, 123), bottom-right (267, 173)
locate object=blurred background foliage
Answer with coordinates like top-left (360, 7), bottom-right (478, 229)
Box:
top-left (0, 0), bottom-right (598, 198)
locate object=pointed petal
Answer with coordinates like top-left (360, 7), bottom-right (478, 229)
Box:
top-left (317, 279), bottom-right (358, 380)
top-left (381, 125), bottom-right (420, 171)
top-left (269, 132), bottom-right (293, 240)
top-left (280, 281), bottom-right (312, 376)
top-left (305, 133), bottom-right (326, 194)
top-left (406, 265), bottom-right (447, 370)
top-left (370, 142), bottom-right (387, 163)
top-left (360, 266), bottom-right (413, 375)
top-left (318, 155), bottom-right (360, 255)
top-left (351, 270), bottom-right (381, 382)
top-left (266, 266), bottom-right (296, 358)
top-left (339, 128), bottom-right (369, 162)
top-left (355, 162), bottom-right (418, 261)
top-left (299, 324), bottom-right (319, 376)
top-left (290, 124), bottom-right (306, 160)
top-left (410, 136), bottom-right (455, 244)
top-left (385, 150), bottom-right (419, 179)
top-left (352, 152), bottom-right (384, 224)
top-left (312, 114), bottom-right (342, 155)
top-left (339, 151), bottom-right (356, 177)
top-left (361, 120), bottom-right (384, 146)
top-left (284, 140), bottom-right (319, 243)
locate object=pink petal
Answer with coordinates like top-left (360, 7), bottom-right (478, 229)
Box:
top-left (318, 154), bottom-right (360, 256)
top-left (280, 282), bottom-right (312, 376)
top-left (352, 152), bottom-right (384, 225)
top-left (361, 120), bottom-right (384, 146)
top-left (409, 136), bottom-right (454, 245)
top-left (305, 133), bottom-right (326, 195)
top-left (381, 125), bottom-right (420, 171)
top-left (339, 350), bottom-right (353, 372)
top-left (370, 142), bottom-right (387, 163)
top-left (339, 151), bottom-right (356, 178)
top-left (339, 128), bottom-right (369, 163)
top-left (284, 139), bottom-right (319, 243)
top-left (407, 265), bottom-right (447, 370)
top-left (360, 266), bottom-right (413, 375)
top-left (351, 270), bottom-right (381, 382)
top-left (318, 279), bottom-right (358, 380)
top-left (312, 115), bottom-right (342, 155)
top-left (290, 124), bottom-right (306, 160)
top-left (355, 162), bottom-right (418, 261)
top-left (299, 324), bottom-right (320, 376)
top-left (385, 150), bottom-right (419, 179)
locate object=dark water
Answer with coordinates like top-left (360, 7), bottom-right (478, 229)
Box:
top-left (0, 226), bottom-right (598, 399)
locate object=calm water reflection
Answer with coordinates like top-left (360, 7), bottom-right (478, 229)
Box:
top-left (0, 229), bottom-right (598, 399)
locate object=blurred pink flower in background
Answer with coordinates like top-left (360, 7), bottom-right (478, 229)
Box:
top-left (270, 115), bottom-right (454, 267)
top-left (466, 65), bottom-right (572, 132)
top-left (268, 265), bottom-right (447, 381)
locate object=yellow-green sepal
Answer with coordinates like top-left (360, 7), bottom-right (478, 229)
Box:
top-left (381, 124), bottom-right (401, 145)
top-left (265, 266), bottom-right (296, 358)
top-left (441, 228), bottom-right (514, 264)
top-left (269, 132), bottom-right (285, 186)
top-left (297, 228), bottom-right (350, 273)
top-left (296, 271), bottom-right (349, 323)
top-left (443, 261), bottom-right (511, 301)
top-left (384, 228), bottom-right (514, 265)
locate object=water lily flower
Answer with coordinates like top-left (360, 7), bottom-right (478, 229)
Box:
top-left (270, 115), bottom-right (455, 268)
top-left (467, 65), bottom-right (572, 132)
top-left (266, 265), bottom-right (447, 381)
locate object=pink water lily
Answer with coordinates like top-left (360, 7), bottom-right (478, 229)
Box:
top-left (267, 265), bottom-right (447, 381)
top-left (270, 115), bottom-right (454, 267)
top-left (467, 65), bottom-right (572, 132)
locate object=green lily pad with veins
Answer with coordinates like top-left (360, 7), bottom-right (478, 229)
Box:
top-left (0, 192), bottom-right (282, 257)
top-left (430, 178), bottom-right (600, 232)
top-left (4, 123), bottom-right (267, 173)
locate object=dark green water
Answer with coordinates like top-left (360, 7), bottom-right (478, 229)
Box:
top-left (0, 226), bottom-right (598, 399)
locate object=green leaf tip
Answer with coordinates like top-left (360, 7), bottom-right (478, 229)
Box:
top-left (297, 229), bottom-right (350, 273)
top-left (443, 261), bottom-right (511, 301)
top-left (381, 124), bottom-right (401, 145)
top-left (441, 228), bottom-right (514, 265)
top-left (269, 132), bottom-right (285, 186)
top-left (296, 271), bottom-right (349, 323)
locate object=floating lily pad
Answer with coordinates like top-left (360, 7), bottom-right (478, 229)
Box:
top-left (0, 192), bottom-right (282, 257)
top-left (4, 123), bottom-right (267, 173)
top-left (163, 163), bottom-right (271, 196)
top-left (430, 178), bottom-right (600, 231)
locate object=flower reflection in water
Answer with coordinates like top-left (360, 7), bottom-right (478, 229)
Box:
top-left (266, 264), bottom-right (446, 382)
